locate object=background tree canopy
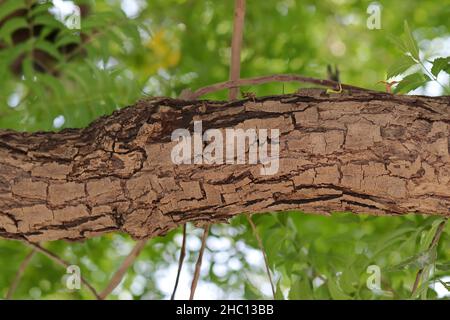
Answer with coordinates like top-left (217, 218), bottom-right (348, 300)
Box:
top-left (0, 0), bottom-right (449, 300)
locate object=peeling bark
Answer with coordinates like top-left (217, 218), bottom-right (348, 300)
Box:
top-left (0, 89), bottom-right (449, 242)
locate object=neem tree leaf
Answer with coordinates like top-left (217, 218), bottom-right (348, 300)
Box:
top-left (402, 21), bottom-right (420, 61)
top-left (387, 55), bottom-right (417, 79)
top-left (394, 73), bottom-right (429, 94)
top-left (431, 57), bottom-right (450, 77)
top-left (0, 0), bottom-right (27, 22)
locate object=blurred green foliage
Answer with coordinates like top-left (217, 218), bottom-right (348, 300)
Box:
top-left (0, 0), bottom-right (449, 300)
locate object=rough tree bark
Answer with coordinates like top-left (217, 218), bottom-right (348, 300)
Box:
top-left (0, 89), bottom-right (449, 242)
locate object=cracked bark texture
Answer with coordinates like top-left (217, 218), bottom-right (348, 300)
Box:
top-left (0, 89), bottom-right (449, 242)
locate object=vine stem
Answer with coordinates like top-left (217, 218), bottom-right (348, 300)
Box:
top-left (189, 225), bottom-right (210, 300)
top-left (6, 248), bottom-right (36, 299)
top-left (99, 239), bottom-right (148, 299)
top-left (246, 215), bottom-right (276, 299)
top-left (180, 73), bottom-right (375, 100)
top-left (25, 241), bottom-right (100, 299)
top-left (171, 224), bottom-right (187, 300)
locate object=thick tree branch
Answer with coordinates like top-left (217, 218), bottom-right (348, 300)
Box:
top-left (0, 90), bottom-right (449, 242)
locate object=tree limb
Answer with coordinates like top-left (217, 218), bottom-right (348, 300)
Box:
top-left (0, 90), bottom-right (449, 242)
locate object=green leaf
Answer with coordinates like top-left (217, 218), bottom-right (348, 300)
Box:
top-left (30, 1), bottom-right (53, 18)
top-left (389, 249), bottom-right (437, 271)
top-left (0, 0), bottom-right (27, 22)
top-left (394, 73), bottom-right (429, 94)
top-left (22, 56), bottom-right (35, 80)
top-left (39, 74), bottom-right (65, 99)
top-left (420, 218), bottom-right (444, 252)
top-left (431, 57), bottom-right (450, 77)
top-left (313, 283), bottom-right (330, 299)
top-left (0, 17), bottom-right (28, 45)
top-left (388, 34), bottom-right (408, 54)
top-left (0, 39), bottom-right (32, 66)
top-left (436, 262), bottom-right (450, 271)
top-left (288, 275), bottom-right (313, 299)
top-left (244, 282), bottom-right (262, 299)
top-left (417, 264), bottom-right (433, 300)
top-left (33, 15), bottom-right (64, 30)
top-left (403, 21), bottom-right (419, 60)
top-left (55, 31), bottom-right (81, 48)
top-left (438, 279), bottom-right (450, 291)
top-left (36, 25), bottom-right (56, 41)
top-left (373, 226), bottom-right (416, 257)
top-left (274, 280), bottom-right (284, 300)
top-left (327, 276), bottom-right (352, 300)
top-left (387, 55), bottom-right (417, 79)
top-left (35, 40), bottom-right (63, 61)
top-left (340, 268), bottom-right (358, 294)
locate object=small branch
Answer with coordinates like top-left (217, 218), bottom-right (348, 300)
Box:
top-left (411, 219), bottom-right (448, 297)
top-left (171, 224), bottom-right (187, 300)
top-left (229, 0), bottom-right (246, 100)
top-left (6, 248), bottom-right (36, 299)
top-left (99, 239), bottom-right (148, 300)
top-left (411, 269), bottom-right (424, 297)
top-left (189, 225), bottom-right (210, 300)
top-left (246, 214), bottom-right (276, 299)
top-left (183, 74), bottom-right (376, 100)
top-left (26, 241), bottom-right (100, 299)
top-left (429, 220), bottom-right (447, 249)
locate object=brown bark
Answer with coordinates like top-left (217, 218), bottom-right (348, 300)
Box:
top-left (0, 89), bottom-right (449, 242)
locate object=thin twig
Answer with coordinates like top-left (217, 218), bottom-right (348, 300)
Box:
top-left (229, 0), bottom-right (246, 100)
top-left (246, 214), bottom-right (276, 299)
top-left (411, 269), bottom-right (424, 297)
top-left (6, 248), bottom-right (36, 299)
top-left (189, 225), bottom-right (210, 300)
top-left (99, 239), bottom-right (148, 299)
top-left (411, 219), bottom-right (448, 297)
top-left (171, 224), bottom-right (187, 300)
top-left (26, 241), bottom-right (100, 299)
top-left (183, 74), bottom-right (376, 100)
